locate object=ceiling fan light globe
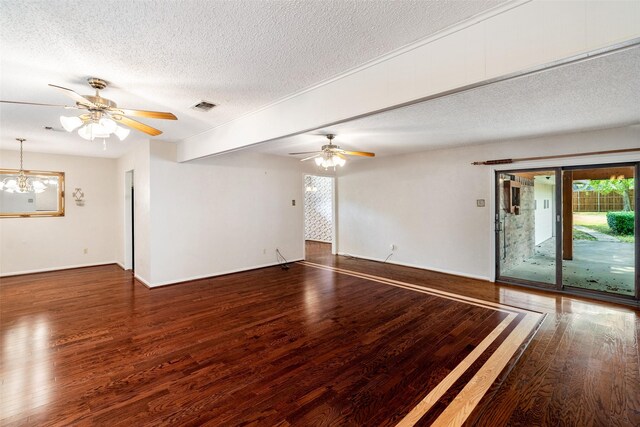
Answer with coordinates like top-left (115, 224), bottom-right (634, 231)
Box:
top-left (114, 126), bottom-right (130, 141)
top-left (92, 122), bottom-right (110, 137)
top-left (314, 157), bottom-right (323, 166)
top-left (77, 125), bottom-right (95, 140)
top-left (78, 123), bottom-right (110, 140)
top-left (99, 117), bottom-right (117, 134)
top-left (60, 115), bottom-right (83, 132)
top-left (331, 154), bottom-right (346, 167)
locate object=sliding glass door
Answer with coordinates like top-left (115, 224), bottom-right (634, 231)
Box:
top-left (496, 163), bottom-right (639, 304)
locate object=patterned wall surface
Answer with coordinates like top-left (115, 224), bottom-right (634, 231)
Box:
top-left (304, 175), bottom-right (333, 242)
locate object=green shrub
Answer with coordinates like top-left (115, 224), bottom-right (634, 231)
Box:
top-left (606, 211), bottom-right (634, 235)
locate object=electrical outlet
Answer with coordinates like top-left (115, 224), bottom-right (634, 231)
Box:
top-left (291, 199), bottom-right (296, 206)
top-left (263, 248), bottom-right (266, 254)
top-left (390, 244), bottom-right (396, 251)
top-left (476, 199), bottom-right (486, 207)
top-left (83, 248), bottom-right (88, 254)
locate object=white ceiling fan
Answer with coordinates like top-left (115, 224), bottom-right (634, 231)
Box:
top-left (289, 134), bottom-right (375, 169)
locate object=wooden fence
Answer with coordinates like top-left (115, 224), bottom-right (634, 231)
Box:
top-left (573, 190), bottom-right (635, 212)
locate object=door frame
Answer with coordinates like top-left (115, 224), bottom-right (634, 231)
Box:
top-left (124, 169), bottom-right (135, 272)
top-left (301, 174), bottom-right (337, 259)
top-left (494, 162), bottom-right (639, 307)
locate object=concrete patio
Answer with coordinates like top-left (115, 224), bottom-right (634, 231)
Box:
top-left (502, 235), bottom-right (635, 296)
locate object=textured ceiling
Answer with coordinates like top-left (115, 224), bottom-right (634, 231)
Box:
top-left (254, 45), bottom-right (640, 159)
top-left (0, 0), bottom-right (505, 158)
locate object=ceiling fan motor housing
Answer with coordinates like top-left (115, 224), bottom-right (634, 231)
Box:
top-left (87, 77), bottom-right (108, 90)
top-left (83, 95), bottom-right (117, 109)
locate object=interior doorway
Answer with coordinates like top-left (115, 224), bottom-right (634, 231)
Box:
top-left (124, 170), bottom-right (134, 271)
top-left (495, 163), bottom-right (638, 303)
top-left (303, 175), bottom-right (335, 259)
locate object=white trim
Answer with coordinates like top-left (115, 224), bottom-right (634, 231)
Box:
top-left (301, 172), bottom-right (307, 260)
top-left (331, 176), bottom-right (337, 255)
top-left (336, 252), bottom-right (491, 282)
top-left (134, 273), bottom-right (153, 288)
top-left (0, 261), bottom-right (118, 277)
top-left (142, 259), bottom-right (305, 288)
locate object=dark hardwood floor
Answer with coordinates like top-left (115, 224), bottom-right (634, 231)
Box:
top-left (0, 241), bottom-right (638, 426)
top-left (306, 242), bottom-right (640, 426)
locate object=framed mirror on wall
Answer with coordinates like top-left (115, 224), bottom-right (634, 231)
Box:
top-left (0, 169), bottom-right (65, 217)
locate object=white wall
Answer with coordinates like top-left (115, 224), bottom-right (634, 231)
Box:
top-left (146, 142), bottom-right (304, 286)
top-left (0, 151), bottom-right (117, 275)
top-left (337, 125), bottom-right (640, 281)
top-left (534, 181), bottom-right (554, 245)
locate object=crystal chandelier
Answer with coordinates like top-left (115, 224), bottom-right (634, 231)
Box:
top-left (0, 138), bottom-right (48, 193)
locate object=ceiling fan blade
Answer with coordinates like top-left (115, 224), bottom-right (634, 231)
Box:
top-left (0, 100), bottom-right (78, 109)
top-left (342, 150), bottom-right (375, 157)
top-left (48, 84), bottom-right (98, 108)
top-left (301, 154), bottom-right (323, 162)
top-left (289, 151), bottom-right (322, 155)
top-left (111, 108), bottom-right (177, 120)
top-left (114, 115), bottom-right (163, 136)
top-left (336, 153), bottom-right (347, 160)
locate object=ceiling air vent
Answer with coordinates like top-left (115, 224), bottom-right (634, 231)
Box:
top-left (190, 101), bottom-right (217, 112)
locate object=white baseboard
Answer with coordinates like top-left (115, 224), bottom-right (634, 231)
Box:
top-left (0, 261), bottom-right (118, 278)
top-left (336, 252), bottom-right (491, 282)
top-left (142, 259), bottom-right (305, 288)
top-left (134, 274), bottom-right (153, 288)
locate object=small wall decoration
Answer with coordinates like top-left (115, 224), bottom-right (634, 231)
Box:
top-left (72, 188), bottom-right (85, 206)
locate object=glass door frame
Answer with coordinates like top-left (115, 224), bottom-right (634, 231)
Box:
top-left (560, 162), bottom-right (639, 303)
top-left (495, 162), bottom-right (640, 306)
top-left (494, 167), bottom-right (563, 292)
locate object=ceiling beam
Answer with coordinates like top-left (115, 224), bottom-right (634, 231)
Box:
top-left (177, 0), bottom-right (640, 162)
